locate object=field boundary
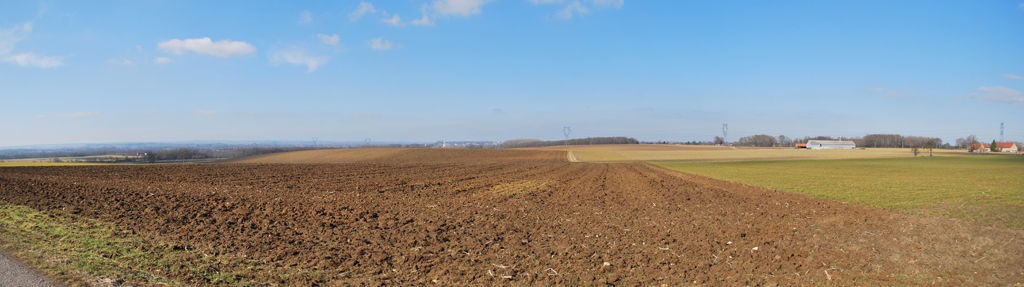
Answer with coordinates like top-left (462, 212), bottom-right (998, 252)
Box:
top-left (566, 151), bottom-right (579, 162)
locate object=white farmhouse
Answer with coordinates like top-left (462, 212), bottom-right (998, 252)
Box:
top-left (806, 140), bottom-right (856, 150)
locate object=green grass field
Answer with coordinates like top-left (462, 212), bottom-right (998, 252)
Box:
top-left (530, 144), bottom-right (973, 162)
top-left (655, 156), bottom-right (1024, 229)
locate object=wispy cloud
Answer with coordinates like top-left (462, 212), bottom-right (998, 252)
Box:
top-left (381, 14), bottom-right (404, 26)
top-left (317, 34), bottom-right (340, 45)
top-left (1020, 3), bottom-right (1024, 10)
top-left (269, 48), bottom-right (330, 73)
top-left (555, 1), bottom-right (588, 19)
top-left (1004, 74), bottom-right (1024, 80)
top-left (367, 37), bottom-right (395, 50)
top-left (108, 58), bottom-right (134, 65)
top-left (299, 10), bottom-right (313, 24)
top-left (411, 15), bottom-right (434, 25)
top-left (153, 57), bottom-right (173, 64)
top-left (536, 0), bottom-right (623, 20)
top-left (432, 0), bottom-right (493, 16)
top-left (529, 0), bottom-right (564, 4)
top-left (411, 4), bottom-right (435, 26)
top-left (193, 110), bottom-right (220, 115)
top-left (37, 112), bottom-right (98, 118)
top-left (157, 38), bottom-right (256, 57)
top-left (885, 91), bottom-right (913, 98)
top-left (350, 2), bottom-right (378, 21)
top-left (0, 22), bottom-right (64, 68)
top-left (969, 86), bottom-right (1024, 106)
top-left (592, 0), bottom-right (624, 8)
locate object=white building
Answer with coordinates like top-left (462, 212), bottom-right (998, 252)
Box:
top-left (806, 140), bottom-right (856, 150)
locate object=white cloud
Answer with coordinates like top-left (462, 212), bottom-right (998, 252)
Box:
top-left (381, 14), bottom-right (404, 26)
top-left (0, 23), bottom-right (30, 55)
top-left (37, 112), bottom-right (98, 118)
top-left (269, 48), bottom-right (329, 73)
top-left (969, 86), bottom-right (1024, 106)
top-left (411, 4), bottom-right (435, 25)
top-left (884, 91), bottom-right (912, 98)
top-left (193, 110), bottom-right (220, 115)
top-left (592, 0), bottom-right (623, 8)
top-left (108, 58), bottom-right (134, 65)
top-left (157, 38), bottom-right (256, 57)
top-left (317, 34), bottom-right (340, 45)
top-left (0, 22), bottom-right (64, 68)
top-left (432, 0), bottom-right (493, 16)
top-left (299, 10), bottom-right (313, 24)
top-left (367, 37), bottom-right (395, 50)
top-left (5, 53), bottom-right (63, 68)
top-left (411, 14), bottom-right (435, 25)
top-left (153, 57), bottom-right (173, 64)
top-left (350, 2), bottom-right (378, 21)
top-left (556, 1), bottom-right (589, 19)
top-left (1004, 74), bottom-right (1024, 80)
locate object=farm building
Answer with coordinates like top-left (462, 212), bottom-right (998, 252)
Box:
top-left (971, 143), bottom-right (987, 152)
top-left (795, 143), bottom-right (807, 149)
top-left (981, 142), bottom-right (1019, 152)
top-left (806, 140), bottom-right (856, 150)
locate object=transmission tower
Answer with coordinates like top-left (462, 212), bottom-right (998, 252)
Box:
top-left (563, 127), bottom-right (572, 145)
top-left (1000, 122), bottom-right (1004, 142)
top-left (312, 137), bottom-right (318, 147)
top-left (364, 138), bottom-right (371, 146)
top-left (722, 124), bottom-right (729, 144)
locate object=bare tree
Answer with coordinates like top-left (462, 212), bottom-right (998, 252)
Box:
top-left (714, 136), bottom-right (724, 145)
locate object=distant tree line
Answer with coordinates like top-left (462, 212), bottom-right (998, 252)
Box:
top-left (730, 134), bottom-right (945, 148)
top-left (857, 134), bottom-right (942, 149)
top-left (500, 137), bottom-right (639, 148)
top-left (142, 148), bottom-right (212, 163)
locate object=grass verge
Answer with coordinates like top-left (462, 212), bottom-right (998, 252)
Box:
top-left (654, 156), bottom-right (1024, 229)
top-left (0, 202), bottom-right (384, 286)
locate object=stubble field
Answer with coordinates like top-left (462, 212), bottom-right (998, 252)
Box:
top-left (0, 149), bottom-right (1022, 286)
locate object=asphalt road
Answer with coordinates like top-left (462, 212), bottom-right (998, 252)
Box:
top-left (0, 250), bottom-right (54, 287)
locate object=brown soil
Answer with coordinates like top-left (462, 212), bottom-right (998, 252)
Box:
top-left (0, 149), bottom-right (1021, 286)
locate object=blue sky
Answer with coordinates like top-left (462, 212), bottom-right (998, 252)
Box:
top-left (2, 0), bottom-right (1023, 147)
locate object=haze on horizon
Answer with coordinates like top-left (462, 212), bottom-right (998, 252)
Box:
top-left (2, 1), bottom-right (1023, 147)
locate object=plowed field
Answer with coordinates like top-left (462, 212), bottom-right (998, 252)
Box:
top-left (1, 149), bottom-right (1021, 285)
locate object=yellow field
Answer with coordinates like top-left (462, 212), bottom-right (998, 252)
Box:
top-left (222, 148), bottom-right (408, 164)
top-left (1, 155), bottom-right (140, 163)
top-left (525, 144), bottom-right (971, 162)
top-left (0, 162), bottom-right (112, 167)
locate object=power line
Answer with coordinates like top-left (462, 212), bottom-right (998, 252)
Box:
top-left (722, 124), bottom-right (728, 143)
